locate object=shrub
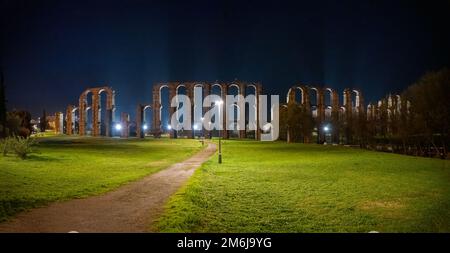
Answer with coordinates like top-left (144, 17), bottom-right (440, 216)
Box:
top-left (0, 137), bottom-right (14, 156)
top-left (12, 136), bottom-right (37, 159)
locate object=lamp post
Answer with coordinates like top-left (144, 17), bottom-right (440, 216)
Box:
top-left (216, 100), bottom-right (223, 164)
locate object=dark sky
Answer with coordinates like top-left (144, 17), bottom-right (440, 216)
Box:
top-left (1, 0), bottom-right (449, 117)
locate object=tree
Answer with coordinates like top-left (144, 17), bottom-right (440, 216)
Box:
top-left (280, 103), bottom-right (314, 143)
top-left (40, 109), bottom-right (47, 133)
top-left (0, 69), bottom-right (6, 138)
top-left (6, 110), bottom-right (32, 138)
top-left (404, 68), bottom-right (450, 158)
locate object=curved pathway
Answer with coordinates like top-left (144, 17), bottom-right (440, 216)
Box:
top-left (0, 142), bottom-right (216, 232)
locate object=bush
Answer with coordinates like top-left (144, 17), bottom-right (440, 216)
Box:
top-left (0, 136), bottom-right (37, 159)
top-left (0, 137), bottom-right (14, 156)
top-left (12, 136), bottom-right (37, 159)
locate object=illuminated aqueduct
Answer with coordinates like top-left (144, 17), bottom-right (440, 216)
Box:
top-left (144, 81), bottom-right (263, 139)
top-left (283, 85), bottom-right (364, 143)
top-left (55, 82), bottom-right (406, 142)
top-left (59, 87), bottom-right (116, 137)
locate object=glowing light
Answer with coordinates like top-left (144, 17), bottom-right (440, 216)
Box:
top-left (115, 123), bottom-right (122, 131)
top-left (167, 125), bottom-right (172, 130)
top-left (143, 124), bottom-right (148, 130)
top-left (193, 124), bottom-right (199, 130)
top-left (323, 126), bottom-right (330, 132)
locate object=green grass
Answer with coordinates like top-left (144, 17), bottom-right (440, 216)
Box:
top-left (157, 140), bottom-right (450, 232)
top-left (0, 136), bottom-right (202, 221)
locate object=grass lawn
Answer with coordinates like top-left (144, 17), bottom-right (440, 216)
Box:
top-left (157, 140), bottom-right (450, 232)
top-left (0, 136), bottom-right (202, 221)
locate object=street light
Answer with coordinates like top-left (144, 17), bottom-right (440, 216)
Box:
top-left (115, 123), bottom-right (122, 131)
top-left (323, 125), bottom-right (331, 144)
top-left (143, 124), bottom-right (148, 130)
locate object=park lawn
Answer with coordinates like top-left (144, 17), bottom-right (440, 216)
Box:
top-left (157, 140), bottom-right (450, 233)
top-left (0, 136), bottom-right (202, 221)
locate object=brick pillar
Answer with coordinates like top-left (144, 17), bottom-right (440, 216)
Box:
top-left (55, 112), bottom-right (62, 134)
top-left (221, 84), bottom-right (228, 139)
top-left (344, 89), bottom-right (352, 118)
top-left (136, 104), bottom-right (144, 138)
top-left (317, 88), bottom-right (325, 124)
top-left (169, 84), bottom-right (177, 138)
top-left (302, 86), bottom-right (310, 108)
top-left (120, 112), bottom-right (129, 138)
top-left (317, 88), bottom-right (325, 143)
top-left (66, 105), bottom-right (73, 135)
top-left (358, 91), bottom-right (365, 115)
top-left (79, 95), bottom-right (86, 136)
top-left (152, 85), bottom-right (161, 137)
top-left (343, 88), bottom-right (352, 144)
top-left (301, 86), bottom-right (311, 143)
top-left (287, 87), bottom-right (296, 104)
top-left (105, 89), bottom-right (114, 137)
top-left (92, 91), bottom-right (100, 136)
top-left (331, 89), bottom-right (340, 143)
top-left (186, 84), bottom-right (194, 138)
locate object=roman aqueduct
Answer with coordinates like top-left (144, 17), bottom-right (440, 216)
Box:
top-left (54, 81), bottom-right (406, 142)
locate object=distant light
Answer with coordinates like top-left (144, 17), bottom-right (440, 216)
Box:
top-left (167, 125), bottom-right (172, 130)
top-left (143, 124), bottom-right (148, 130)
top-left (115, 123), bottom-right (122, 131)
top-left (323, 126), bottom-right (330, 132)
top-left (193, 124), bottom-right (199, 130)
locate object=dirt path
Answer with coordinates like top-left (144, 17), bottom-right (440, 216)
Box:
top-left (0, 142), bottom-right (216, 233)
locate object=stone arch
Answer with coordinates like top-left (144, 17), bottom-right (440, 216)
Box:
top-left (98, 87), bottom-right (115, 136)
top-left (211, 83), bottom-right (223, 96)
top-left (152, 84), bottom-right (171, 137)
top-left (287, 86), bottom-right (307, 105)
top-left (308, 87), bottom-right (320, 118)
top-left (77, 86), bottom-right (115, 136)
top-left (323, 88), bottom-right (333, 119)
top-left (78, 89), bottom-right (94, 136)
top-left (193, 83), bottom-right (205, 124)
top-left (323, 88), bottom-right (331, 106)
top-left (136, 104), bottom-right (152, 138)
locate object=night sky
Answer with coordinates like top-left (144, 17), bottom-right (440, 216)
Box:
top-left (1, 0), bottom-right (449, 118)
